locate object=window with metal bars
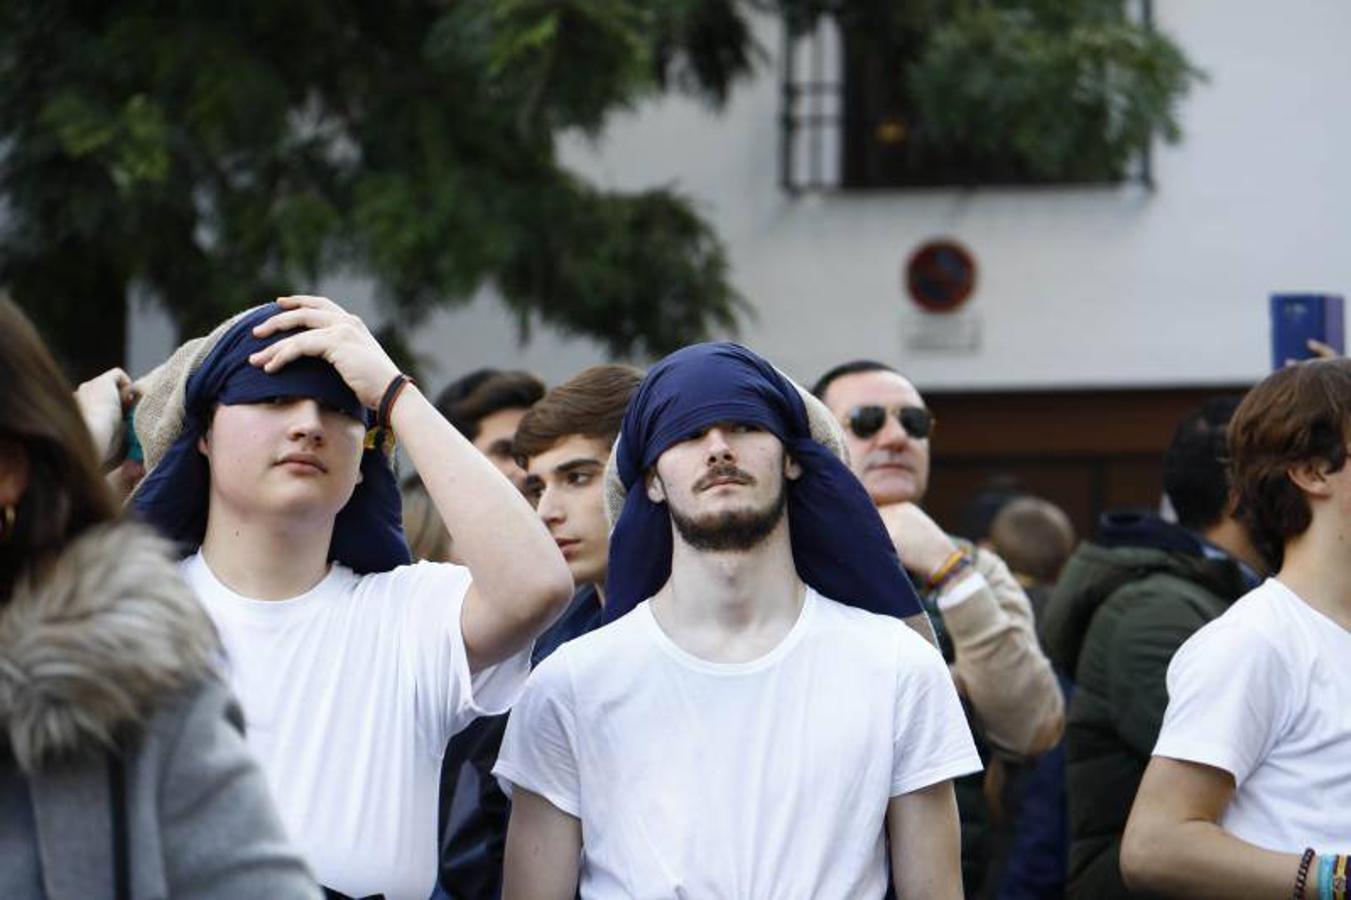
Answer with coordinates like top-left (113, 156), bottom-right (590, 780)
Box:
top-left (779, 3), bottom-right (1157, 194)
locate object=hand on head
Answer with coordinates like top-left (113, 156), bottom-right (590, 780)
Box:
top-left (74, 367), bottom-right (138, 469)
top-left (249, 296), bottom-right (401, 409)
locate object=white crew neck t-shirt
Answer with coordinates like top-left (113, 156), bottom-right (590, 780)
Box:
top-left (494, 589), bottom-right (981, 899)
top-left (182, 552), bottom-right (531, 900)
top-left (1154, 578), bottom-right (1351, 852)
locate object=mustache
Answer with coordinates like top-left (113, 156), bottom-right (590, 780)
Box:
top-left (862, 450), bottom-right (910, 469)
top-left (693, 464), bottom-right (755, 492)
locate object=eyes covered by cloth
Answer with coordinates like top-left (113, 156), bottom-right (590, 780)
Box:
top-left (603, 341), bottom-right (923, 623)
top-left (130, 302), bottom-right (411, 574)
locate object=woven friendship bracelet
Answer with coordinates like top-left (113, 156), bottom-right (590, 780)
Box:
top-left (926, 548), bottom-right (973, 594)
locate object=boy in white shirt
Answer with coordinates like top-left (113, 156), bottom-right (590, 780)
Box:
top-left (494, 342), bottom-right (980, 899)
top-left (1122, 358), bottom-right (1351, 899)
top-left (125, 296), bottom-right (573, 899)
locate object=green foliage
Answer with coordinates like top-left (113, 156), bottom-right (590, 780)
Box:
top-left (908, 4), bottom-right (1202, 181)
top-left (0, 0), bottom-right (756, 376)
top-left (778, 0), bottom-right (1202, 185)
top-left (497, 177), bottom-right (749, 356)
top-left (0, 0), bottom-right (1198, 378)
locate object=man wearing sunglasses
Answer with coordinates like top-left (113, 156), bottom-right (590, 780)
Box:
top-left (815, 360), bottom-right (1064, 894)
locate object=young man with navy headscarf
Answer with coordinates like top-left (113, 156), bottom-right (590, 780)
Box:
top-left (123, 295), bottom-right (574, 900)
top-left (493, 343), bottom-right (980, 899)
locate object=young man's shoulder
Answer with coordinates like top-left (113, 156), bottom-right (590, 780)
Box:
top-left (1187, 578), bottom-right (1295, 645)
top-left (349, 558), bottom-right (472, 596)
top-left (293, 560), bottom-right (475, 629)
top-left (811, 591), bottom-right (938, 660)
top-left (1171, 579), bottom-right (1299, 682)
top-left (535, 593), bottom-right (940, 687)
top-left (536, 602), bottom-right (650, 669)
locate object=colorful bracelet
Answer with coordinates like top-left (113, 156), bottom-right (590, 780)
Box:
top-left (927, 549), bottom-right (974, 593)
top-left (1320, 854), bottom-right (1336, 900)
top-left (1334, 854), bottom-right (1347, 900)
top-left (1295, 848), bottom-right (1316, 900)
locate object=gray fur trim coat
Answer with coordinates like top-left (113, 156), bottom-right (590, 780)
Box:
top-left (0, 522), bottom-right (319, 900)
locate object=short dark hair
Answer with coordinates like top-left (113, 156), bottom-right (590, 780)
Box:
top-left (513, 365), bottom-right (644, 463)
top-left (1229, 359), bottom-right (1351, 571)
top-left (811, 360), bottom-right (899, 401)
top-left (1163, 396), bottom-right (1243, 532)
top-left (988, 496), bottom-right (1077, 584)
top-left (0, 298), bottom-right (118, 599)
top-left (433, 368), bottom-right (546, 441)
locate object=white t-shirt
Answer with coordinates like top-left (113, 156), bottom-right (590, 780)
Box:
top-left (1154, 578), bottom-right (1351, 852)
top-left (182, 552), bottom-right (531, 900)
top-left (493, 589), bottom-right (981, 899)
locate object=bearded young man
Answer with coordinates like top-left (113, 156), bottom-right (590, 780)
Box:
top-left (126, 296), bottom-right (573, 900)
top-left (494, 343), bottom-right (979, 899)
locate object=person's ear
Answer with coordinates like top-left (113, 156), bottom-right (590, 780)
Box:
top-left (645, 469), bottom-right (666, 504)
top-left (197, 432), bottom-right (210, 457)
top-left (784, 453), bottom-right (802, 482)
top-left (1287, 459), bottom-right (1336, 498)
top-left (0, 440), bottom-right (31, 509)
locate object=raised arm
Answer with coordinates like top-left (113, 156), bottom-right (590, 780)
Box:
top-left (1121, 757), bottom-right (1316, 899)
top-left (502, 788), bottom-right (582, 900)
top-left (74, 367), bottom-right (146, 500)
top-left (250, 295), bottom-right (573, 671)
top-left (388, 379), bottom-right (573, 668)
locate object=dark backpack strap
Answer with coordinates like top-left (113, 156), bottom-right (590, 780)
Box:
top-left (107, 750), bottom-right (130, 900)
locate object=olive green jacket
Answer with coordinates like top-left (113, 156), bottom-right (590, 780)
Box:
top-left (1041, 536), bottom-right (1250, 900)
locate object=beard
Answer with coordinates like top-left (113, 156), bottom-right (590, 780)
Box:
top-left (669, 478), bottom-right (788, 553)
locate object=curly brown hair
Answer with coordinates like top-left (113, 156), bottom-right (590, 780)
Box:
top-left (1228, 358), bottom-right (1351, 571)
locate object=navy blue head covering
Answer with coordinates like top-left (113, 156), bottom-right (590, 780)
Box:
top-left (132, 303), bottom-right (411, 574)
top-left (604, 342), bottom-right (923, 622)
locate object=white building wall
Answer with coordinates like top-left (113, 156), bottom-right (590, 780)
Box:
top-left (129, 1), bottom-right (1351, 394)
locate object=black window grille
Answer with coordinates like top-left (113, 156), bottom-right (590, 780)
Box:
top-left (780, 2), bottom-right (1156, 194)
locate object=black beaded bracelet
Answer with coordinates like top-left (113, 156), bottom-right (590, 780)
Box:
top-left (377, 373), bottom-right (414, 430)
top-left (1294, 847), bottom-right (1316, 900)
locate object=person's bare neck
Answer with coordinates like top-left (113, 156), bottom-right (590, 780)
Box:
top-left (651, 517), bottom-right (805, 663)
top-left (200, 500), bottom-right (335, 601)
top-left (1275, 512), bottom-right (1351, 630)
top-left (1201, 515), bottom-right (1265, 575)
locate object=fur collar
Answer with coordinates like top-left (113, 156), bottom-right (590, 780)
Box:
top-left (0, 522), bottom-right (218, 772)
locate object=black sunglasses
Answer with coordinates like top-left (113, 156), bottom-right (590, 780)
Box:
top-left (846, 404), bottom-right (935, 440)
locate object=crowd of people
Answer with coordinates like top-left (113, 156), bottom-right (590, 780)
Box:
top-left (0, 293), bottom-right (1347, 899)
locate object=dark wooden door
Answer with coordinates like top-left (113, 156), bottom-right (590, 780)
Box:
top-left (921, 386), bottom-right (1251, 541)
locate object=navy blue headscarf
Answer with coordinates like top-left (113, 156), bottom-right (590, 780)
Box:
top-left (604, 342), bottom-right (923, 622)
top-left (132, 303), bottom-right (411, 574)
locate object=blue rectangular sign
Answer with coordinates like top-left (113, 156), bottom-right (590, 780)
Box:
top-left (1271, 293), bottom-right (1344, 369)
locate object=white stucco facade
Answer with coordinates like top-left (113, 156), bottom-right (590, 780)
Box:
top-left (129, 1), bottom-right (1351, 394)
